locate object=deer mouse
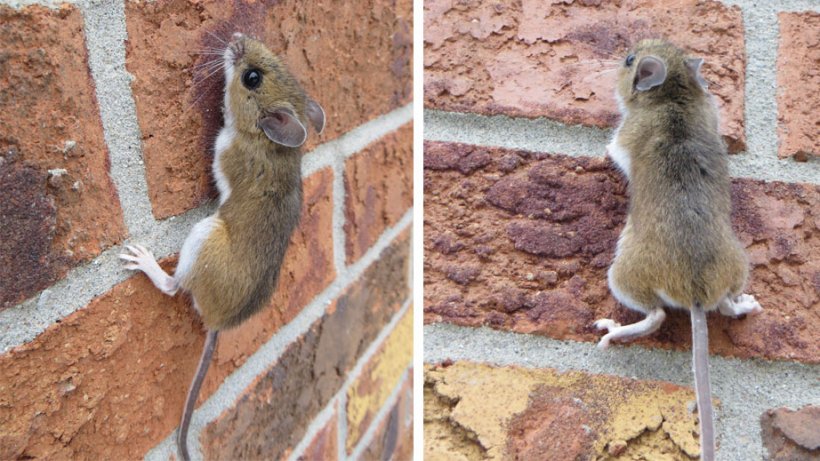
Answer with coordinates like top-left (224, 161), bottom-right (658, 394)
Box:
top-left (120, 33), bottom-right (325, 461)
top-left (593, 39), bottom-right (762, 461)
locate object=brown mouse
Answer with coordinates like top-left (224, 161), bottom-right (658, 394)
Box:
top-left (593, 39), bottom-right (761, 461)
top-left (120, 32), bottom-right (325, 461)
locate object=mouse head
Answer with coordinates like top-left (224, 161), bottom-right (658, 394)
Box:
top-left (223, 33), bottom-right (325, 148)
top-left (615, 39), bottom-right (709, 109)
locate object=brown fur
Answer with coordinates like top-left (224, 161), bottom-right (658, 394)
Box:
top-left (178, 37), bottom-right (311, 330)
top-left (610, 39), bottom-right (748, 312)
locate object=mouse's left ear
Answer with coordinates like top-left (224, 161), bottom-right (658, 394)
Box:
top-left (306, 98), bottom-right (326, 134)
top-left (634, 56), bottom-right (667, 91)
top-left (685, 58), bottom-right (709, 89)
top-left (259, 108), bottom-right (308, 147)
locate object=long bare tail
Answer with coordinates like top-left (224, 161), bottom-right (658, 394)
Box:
top-left (691, 304), bottom-right (715, 461)
top-left (178, 329), bottom-right (219, 461)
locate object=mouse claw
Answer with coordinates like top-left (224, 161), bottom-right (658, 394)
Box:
top-left (594, 318), bottom-right (620, 332)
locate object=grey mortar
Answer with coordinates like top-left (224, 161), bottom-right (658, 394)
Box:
top-left (424, 323), bottom-right (820, 461)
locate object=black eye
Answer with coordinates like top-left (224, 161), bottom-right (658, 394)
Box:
top-left (242, 69), bottom-right (262, 90)
top-left (625, 54), bottom-right (636, 67)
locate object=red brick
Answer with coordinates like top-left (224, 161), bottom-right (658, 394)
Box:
top-left (776, 12), bottom-right (820, 160)
top-left (425, 361), bottom-right (706, 459)
top-left (424, 0), bottom-right (746, 152)
top-left (346, 308), bottom-right (413, 452)
top-left (0, 5), bottom-right (127, 309)
top-left (125, 0), bottom-right (413, 218)
top-left (297, 407), bottom-right (338, 461)
top-left (200, 233), bottom-right (410, 460)
top-left (0, 169), bottom-right (333, 460)
top-left (359, 371), bottom-right (413, 461)
top-left (345, 124), bottom-right (414, 263)
top-left (424, 141), bottom-right (820, 363)
top-left (761, 406), bottom-right (820, 460)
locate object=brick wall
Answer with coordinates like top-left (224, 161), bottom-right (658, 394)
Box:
top-left (0, 1), bottom-right (412, 460)
top-left (423, 1), bottom-right (819, 460)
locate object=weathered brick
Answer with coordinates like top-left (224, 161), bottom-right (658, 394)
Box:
top-left (345, 123), bottom-right (414, 263)
top-left (424, 141), bottom-right (820, 363)
top-left (761, 405), bottom-right (820, 460)
top-left (776, 12), bottom-right (820, 161)
top-left (346, 308), bottom-right (413, 452)
top-left (125, 0), bottom-right (412, 218)
top-left (359, 371), bottom-right (413, 461)
top-left (0, 5), bottom-right (127, 309)
top-left (424, 0), bottom-right (746, 152)
top-left (425, 361), bottom-right (705, 460)
top-left (297, 406), bottom-right (338, 461)
top-left (200, 233), bottom-right (410, 460)
top-left (0, 169), bottom-right (332, 460)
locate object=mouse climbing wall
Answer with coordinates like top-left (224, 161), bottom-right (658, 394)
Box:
top-left (0, 1), bottom-right (413, 460)
top-left (423, 0), bottom-right (819, 460)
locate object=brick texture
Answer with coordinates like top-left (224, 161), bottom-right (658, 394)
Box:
top-left (425, 361), bottom-right (706, 460)
top-left (125, 0), bottom-right (413, 218)
top-left (424, 0), bottom-right (746, 152)
top-left (0, 5), bottom-right (127, 309)
top-left (424, 141), bottom-right (820, 363)
top-left (200, 233), bottom-right (410, 460)
top-left (776, 12), bottom-right (820, 161)
top-left (346, 308), bottom-right (413, 452)
top-left (359, 371), bottom-right (414, 461)
top-left (761, 406), bottom-right (820, 460)
top-left (0, 169), bottom-right (332, 460)
top-left (297, 407), bottom-right (338, 461)
top-left (345, 123), bottom-right (414, 263)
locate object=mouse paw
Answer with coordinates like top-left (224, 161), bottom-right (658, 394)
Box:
top-left (719, 293), bottom-right (762, 317)
top-left (594, 318), bottom-right (621, 332)
top-left (120, 244), bottom-right (157, 271)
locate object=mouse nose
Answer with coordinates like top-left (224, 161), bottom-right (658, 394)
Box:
top-left (232, 32), bottom-right (243, 41)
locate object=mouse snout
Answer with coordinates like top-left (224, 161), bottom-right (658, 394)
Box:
top-left (232, 32), bottom-right (243, 41)
top-left (226, 33), bottom-right (246, 63)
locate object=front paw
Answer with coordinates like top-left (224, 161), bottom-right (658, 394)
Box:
top-left (119, 244), bottom-right (156, 271)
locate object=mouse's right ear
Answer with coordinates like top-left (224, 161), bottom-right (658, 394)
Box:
top-left (259, 109), bottom-right (308, 147)
top-left (634, 56), bottom-right (667, 92)
top-left (306, 99), bottom-right (325, 134)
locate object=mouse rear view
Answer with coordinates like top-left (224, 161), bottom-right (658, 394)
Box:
top-left (593, 39), bottom-right (762, 461)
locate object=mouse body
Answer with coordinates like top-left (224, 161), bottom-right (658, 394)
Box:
top-left (593, 39), bottom-right (761, 461)
top-left (121, 33), bottom-right (325, 460)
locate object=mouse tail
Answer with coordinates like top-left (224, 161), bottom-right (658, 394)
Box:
top-left (178, 329), bottom-right (219, 461)
top-left (691, 303), bottom-right (716, 461)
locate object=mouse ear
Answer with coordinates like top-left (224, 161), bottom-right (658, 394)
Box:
top-left (634, 55), bottom-right (667, 91)
top-left (306, 98), bottom-right (326, 134)
top-left (685, 57), bottom-right (709, 89)
top-left (259, 109), bottom-right (307, 147)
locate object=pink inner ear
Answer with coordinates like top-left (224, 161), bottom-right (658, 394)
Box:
top-left (259, 109), bottom-right (307, 147)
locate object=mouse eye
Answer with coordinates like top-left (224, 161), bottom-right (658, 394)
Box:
top-left (242, 68), bottom-right (262, 90)
top-left (625, 54), bottom-right (636, 67)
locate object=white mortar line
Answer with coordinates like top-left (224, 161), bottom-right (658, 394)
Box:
top-left (288, 298), bottom-right (413, 461)
top-left (349, 368), bottom-right (412, 461)
top-left (424, 323), bottom-right (820, 461)
top-left (425, 110), bottom-right (820, 185)
top-left (82, 0), bottom-right (156, 235)
top-left (0, 0), bottom-right (77, 8)
top-left (332, 155), bottom-right (348, 275)
top-left (144, 214), bottom-right (412, 460)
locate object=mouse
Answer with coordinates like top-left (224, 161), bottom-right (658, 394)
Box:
top-left (120, 32), bottom-right (325, 461)
top-left (592, 39), bottom-right (762, 461)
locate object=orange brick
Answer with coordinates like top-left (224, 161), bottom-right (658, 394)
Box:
top-left (0, 169), bottom-right (333, 460)
top-left (297, 407), bottom-right (338, 461)
top-left (776, 12), bottom-right (820, 160)
top-left (345, 124), bottom-right (414, 263)
top-left (0, 4), bottom-right (127, 309)
top-left (125, 0), bottom-right (412, 218)
top-left (425, 0), bottom-right (746, 152)
top-left (424, 141), bottom-right (820, 363)
top-left (346, 308), bottom-right (413, 452)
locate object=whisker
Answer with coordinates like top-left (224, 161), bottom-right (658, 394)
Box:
top-left (203, 29), bottom-right (227, 45)
top-left (192, 59), bottom-right (224, 73)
